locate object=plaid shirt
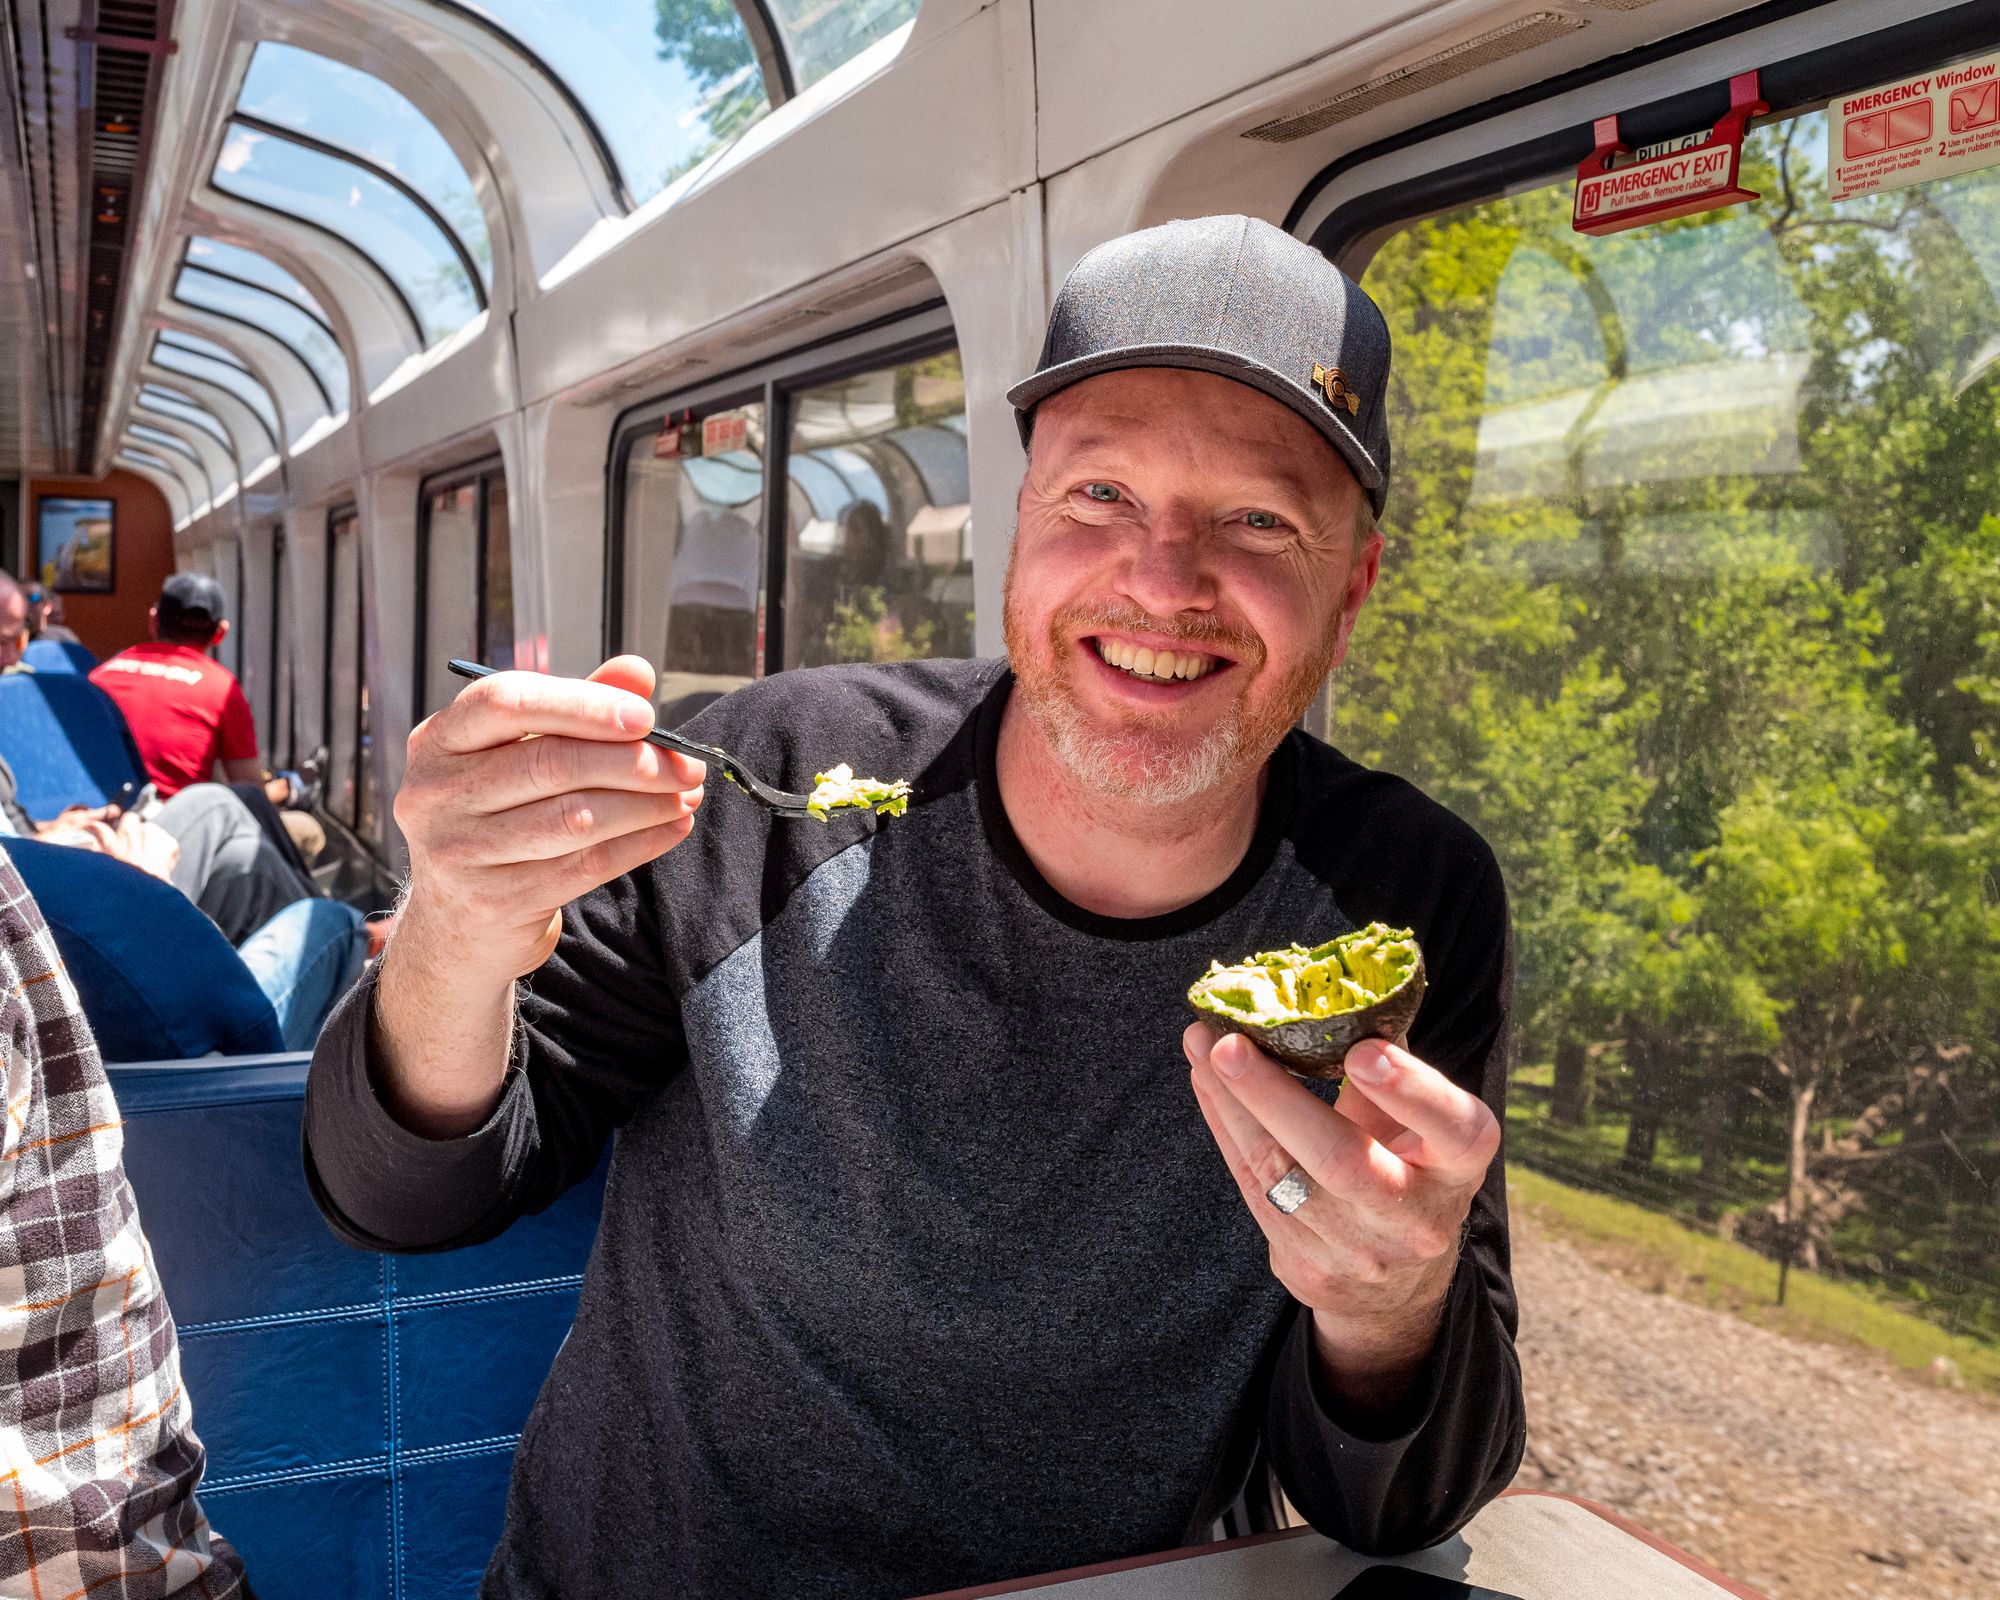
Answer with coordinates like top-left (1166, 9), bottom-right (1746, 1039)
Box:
top-left (0, 843), bottom-right (246, 1598)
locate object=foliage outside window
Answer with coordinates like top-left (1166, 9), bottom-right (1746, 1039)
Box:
top-left (1343, 111), bottom-right (2000, 1353)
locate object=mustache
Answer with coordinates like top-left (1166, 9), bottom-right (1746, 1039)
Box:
top-left (1050, 599), bottom-right (1264, 664)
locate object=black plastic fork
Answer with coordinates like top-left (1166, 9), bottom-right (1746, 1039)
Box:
top-left (445, 659), bottom-right (815, 817)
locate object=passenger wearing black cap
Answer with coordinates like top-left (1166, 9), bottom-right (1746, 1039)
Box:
top-left (306, 215), bottom-right (1524, 1598)
top-left (91, 572), bottom-right (267, 798)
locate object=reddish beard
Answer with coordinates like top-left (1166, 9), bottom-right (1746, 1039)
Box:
top-left (1001, 575), bottom-right (1334, 803)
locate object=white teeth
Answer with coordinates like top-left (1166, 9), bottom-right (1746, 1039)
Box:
top-left (1095, 637), bottom-right (1215, 682)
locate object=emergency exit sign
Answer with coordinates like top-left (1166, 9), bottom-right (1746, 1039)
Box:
top-left (1573, 72), bottom-right (1764, 236)
top-left (1830, 50), bottom-right (2000, 202)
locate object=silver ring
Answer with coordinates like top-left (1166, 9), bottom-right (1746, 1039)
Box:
top-left (1266, 1165), bottom-right (1312, 1215)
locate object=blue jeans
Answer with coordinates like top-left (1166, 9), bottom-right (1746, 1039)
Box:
top-left (237, 899), bottom-right (367, 1050)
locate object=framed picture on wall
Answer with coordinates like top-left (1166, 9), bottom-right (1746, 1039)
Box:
top-left (36, 497), bottom-right (117, 593)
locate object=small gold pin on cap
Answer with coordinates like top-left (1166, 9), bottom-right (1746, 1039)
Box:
top-left (1311, 361), bottom-right (1360, 416)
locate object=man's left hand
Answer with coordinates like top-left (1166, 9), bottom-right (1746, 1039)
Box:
top-left (1185, 1023), bottom-right (1499, 1423)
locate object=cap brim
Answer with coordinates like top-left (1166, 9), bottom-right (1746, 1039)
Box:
top-left (1005, 342), bottom-right (1384, 514)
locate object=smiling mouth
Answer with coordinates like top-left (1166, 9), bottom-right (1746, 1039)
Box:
top-left (1089, 636), bottom-right (1223, 683)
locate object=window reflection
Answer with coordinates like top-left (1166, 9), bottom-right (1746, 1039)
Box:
top-left (784, 350), bottom-right (971, 668)
top-left (619, 405), bottom-right (765, 724)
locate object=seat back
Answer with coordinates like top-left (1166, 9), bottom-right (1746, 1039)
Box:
top-left (21, 637), bottom-right (99, 674)
top-left (109, 1054), bottom-right (606, 1600)
top-left (0, 671), bottom-right (147, 813)
top-left (6, 835), bottom-right (285, 1060)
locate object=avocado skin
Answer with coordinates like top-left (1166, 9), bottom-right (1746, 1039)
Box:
top-left (1188, 954), bottom-right (1426, 1079)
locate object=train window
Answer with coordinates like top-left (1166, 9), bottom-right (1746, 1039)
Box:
top-left (783, 349), bottom-right (971, 669)
top-left (172, 257), bottom-right (349, 415)
top-left (271, 527), bottom-right (291, 767)
top-left (184, 235), bottom-right (330, 319)
top-left (234, 43), bottom-right (492, 294)
top-left (617, 401), bottom-right (766, 720)
top-left (151, 332), bottom-right (283, 438)
top-left (136, 385), bottom-right (232, 453)
top-left (457, 1), bottom-right (773, 204)
top-left (324, 506), bottom-right (374, 837)
top-left (417, 461), bottom-right (514, 715)
top-left (767, 0), bottom-right (920, 92)
top-left (1337, 92), bottom-right (2000, 1576)
top-left (213, 122), bottom-right (479, 348)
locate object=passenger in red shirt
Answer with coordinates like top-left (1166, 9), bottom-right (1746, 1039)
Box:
top-left (90, 574), bottom-right (265, 797)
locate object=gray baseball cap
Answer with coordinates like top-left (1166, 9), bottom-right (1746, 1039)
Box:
top-left (1007, 214), bottom-right (1393, 515)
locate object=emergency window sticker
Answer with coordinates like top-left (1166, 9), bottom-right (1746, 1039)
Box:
top-left (1830, 50), bottom-right (2000, 203)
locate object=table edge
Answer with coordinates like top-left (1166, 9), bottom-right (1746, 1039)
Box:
top-left (911, 1491), bottom-right (1773, 1600)
top-left (910, 1526), bottom-right (1316, 1599)
top-left (1499, 1489), bottom-right (1771, 1600)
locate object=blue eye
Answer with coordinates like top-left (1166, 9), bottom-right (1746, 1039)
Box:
top-left (1084, 482), bottom-right (1121, 502)
top-left (1245, 511), bottom-right (1281, 530)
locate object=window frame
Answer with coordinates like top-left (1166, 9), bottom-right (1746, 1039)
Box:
top-left (412, 454), bottom-right (508, 718)
top-left (602, 301), bottom-right (955, 672)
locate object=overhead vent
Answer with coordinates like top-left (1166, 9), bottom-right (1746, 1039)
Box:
top-left (1576, 0), bottom-right (1665, 9)
top-left (76, 0), bottom-right (176, 471)
top-left (1242, 12), bottom-right (1589, 143)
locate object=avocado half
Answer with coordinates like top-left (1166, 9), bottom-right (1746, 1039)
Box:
top-left (1187, 922), bottom-right (1426, 1079)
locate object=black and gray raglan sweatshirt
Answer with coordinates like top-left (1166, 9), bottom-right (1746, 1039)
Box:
top-left (303, 657), bottom-right (1524, 1600)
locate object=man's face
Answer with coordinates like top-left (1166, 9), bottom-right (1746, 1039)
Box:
top-left (0, 585), bottom-right (27, 668)
top-left (1003, 368), bottom-right (1381, 804)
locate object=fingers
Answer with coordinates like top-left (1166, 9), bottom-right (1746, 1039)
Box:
top-left (1340, 1040), bottom-right (1500, 1178)
top-left (437, 785), bottom-right (703, 868)
top-left (585, 654), bottom-right (658, 701)
top-left (441, 729), bottom-right (705, 817)
top-left (1191, 1026), bottom-right (1411, 1205)
top-left (487, 815), bottom-right (698, 913)
top-left (428, 666), bottom-right (655, 756)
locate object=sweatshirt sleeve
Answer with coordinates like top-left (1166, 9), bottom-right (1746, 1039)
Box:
top-left (1264, 844), bottom-right (1526, 1552)
top-left (302, 866), bottom-right (685, 1252)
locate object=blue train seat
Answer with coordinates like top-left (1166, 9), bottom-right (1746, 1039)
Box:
top-left (21, 636), bottom-right (99, 673)
top-left (7, 835), bottom-right (285, 1059)
top-left (108, 1054), bottom-right (606, 1600)
top-left (0, 670), bottom-right (148, 814)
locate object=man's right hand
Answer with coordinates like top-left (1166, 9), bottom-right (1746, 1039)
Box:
top-left (373, 656), bottom-right (705, 1135)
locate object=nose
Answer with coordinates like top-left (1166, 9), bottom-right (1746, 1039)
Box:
top-left (1119, 505), bottom-right (1214, 619)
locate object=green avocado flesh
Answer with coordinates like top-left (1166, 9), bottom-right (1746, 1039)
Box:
top-left (806, 764), bottom-right (912, 821)
top-left (1190, 923), bottom-right (1420, 1028)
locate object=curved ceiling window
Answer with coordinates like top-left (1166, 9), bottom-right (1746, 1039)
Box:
top-left (187, 235), bottom-right (335, 321)
top-left (212, 103), bottom-right (482, 348)
top-left (137, 385), bottom-right (235, 452)
top-left (234, 44), bottom-right (493, 290)
top-left (152, 332), bottom-right (283, 438)
top-left (174, 243), bottom-right (349, 414)
top-left (768, 0), bottom-right (919, 91)
top-left (448, 1), bottom-right (774, 204)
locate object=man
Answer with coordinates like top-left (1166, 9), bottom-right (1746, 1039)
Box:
top-left (25, 581), bottom-right (84, 645)
top-left (0, 571), bottom-right (26, 668)
top-left (0, 843), bottom-right (249, 1595)
top-left (304, 217), bottom-right (1523, 1598)
top-left (90, 572), bottom-right (264, 796)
